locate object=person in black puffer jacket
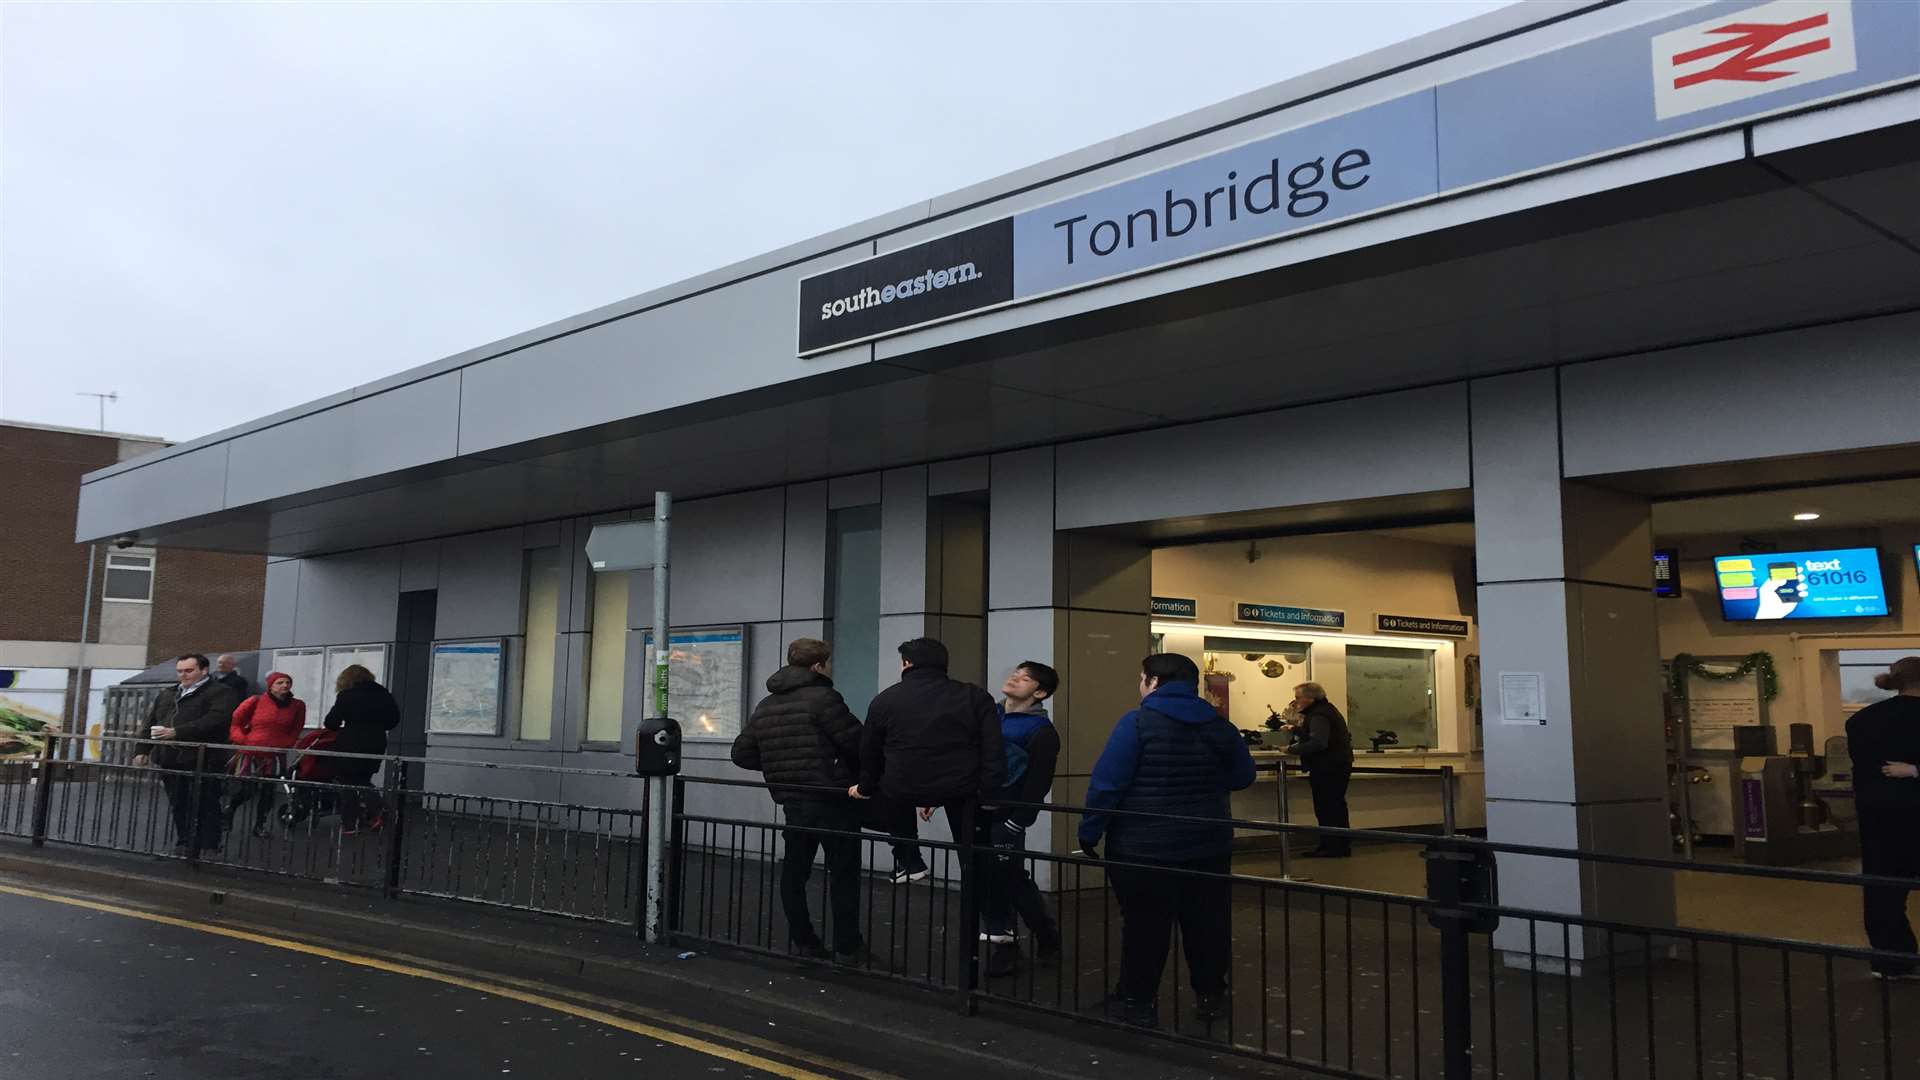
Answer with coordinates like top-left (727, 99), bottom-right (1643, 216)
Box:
top-left (854, 637), bottom-right (1003, 883)
top-left (733, 638), bottom-right (867, 960)
top-left (323, 664), bottom-right (400, 832)
top-left (1079, 652), bottom-right (1256, 1028)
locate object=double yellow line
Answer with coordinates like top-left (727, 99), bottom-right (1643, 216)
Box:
top-left (0, 882), bottom-right (892, 1080)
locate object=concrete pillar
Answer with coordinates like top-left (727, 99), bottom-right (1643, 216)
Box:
top-left (1472, 371), bottom-right (1675, 965)
top-left (986, 448), bottom-right (1151, 874)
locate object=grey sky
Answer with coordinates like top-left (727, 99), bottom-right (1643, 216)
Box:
top-left (2, 1), bottom-right (1507, 443)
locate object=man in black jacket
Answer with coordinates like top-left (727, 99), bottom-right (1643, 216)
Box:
top-left (733, 638), bottom-right (866, 961)
top-left (213, 654), bottom-right (250, 697)
top-left (1283, 681), bottom-right (1355, 857)
top-left (851, 638), bottom-right (1003, 885)
top-left (132, 654), bottom-right (242, 855)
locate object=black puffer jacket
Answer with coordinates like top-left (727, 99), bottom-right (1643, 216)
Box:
top-left (732, 666), bottom-right (862, 803)
top-left (325, 680), bottom-right (400, 782)
top-left (858, 666), bottom-right (1003, 804)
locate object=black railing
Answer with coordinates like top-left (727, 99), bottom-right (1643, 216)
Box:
top-left (6, 734), bottom-right (1917, 1079)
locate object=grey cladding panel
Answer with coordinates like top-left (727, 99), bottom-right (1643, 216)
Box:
top-left (259, 560), bottom-right (300, 650)
top-left (75, 444), bottom-right (229, 542)
top-left (664, 490), bottom-right (786, 628)
top-left (456, 250), bottom-right (871, 457)
top-left (1561, 313), bottom-right (1920, 476)
top-left (1470, 371), bottom-right (1566, 584)
top-left (225, 372), bottom-right (456, 509)
top-left (347, 374), bottom-right (462, 481)
top-left (225, 408), bottom-right (352, 508)
top-left (434, 529), bottom-right (527, 639)
top-left (290, 549), bottom-right (401, 645)
top-left (782, 482), bottom-right (828, 621)
top-left (1054, 385), bottom-right (1470, 530)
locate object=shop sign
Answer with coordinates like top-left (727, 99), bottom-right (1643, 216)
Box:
top-left (796, 1), bottom-right (1918, 356)
top-left (1150, 596), bottom-right (1198, 619)
top-left (1375, 614), bottom-right (1471, 638)
top-left (1235, 602), bottom-right (1344, 630)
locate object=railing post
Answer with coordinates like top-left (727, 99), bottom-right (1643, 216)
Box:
top-left (187, 743), bottom-right (208, 865)
top-left (956, 800), bottom-right (979, 1015)
top-left (1440, 765), bottom-right (1457, 837)
top-left (664, 776), bottom-right (686, 939)
top-left (28, 732), bottom-right (57, 847)
top-left (1276, 762), bottom-right (1296, 880)
top-left (383, 756), bottom-right (407, 899)
top-left (1423, 838), bottom-right (1498, 1080)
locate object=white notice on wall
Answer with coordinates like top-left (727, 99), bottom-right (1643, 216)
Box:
top-left (1499, 672), bottom-right (1546, 726)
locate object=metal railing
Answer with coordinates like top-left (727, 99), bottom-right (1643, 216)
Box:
top-left (5, 733), bottom-right (1917, 1079)
top-left (1, 731), bottom-right (653, 926)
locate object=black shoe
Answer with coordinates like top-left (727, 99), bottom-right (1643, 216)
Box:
top-left (833, 945), bottom-right (870, 967)
top-left (792, 941), bottom-right (832, 961)
top-left (985, 941), bottom-right (1019, 978)
top-left (1101, 993), bottom-right (1158, 1029)
top-left (890, 860), bottom-right (929, 884)
top-left (251, 823), bottom-right (272, 840)
top-left (1032, 926), bottom-right (1062, 967)
top-left (1194, 992), bottom-right (1229, 1023)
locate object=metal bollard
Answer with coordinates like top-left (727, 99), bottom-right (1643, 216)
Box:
top-left (28, 734), bottom-right (56, 847)
top-left (187, 743), bottom-right (208, 865)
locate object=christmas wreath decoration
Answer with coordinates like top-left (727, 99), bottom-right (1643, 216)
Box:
top-left (1670, 651), bottom-right (1779, 704)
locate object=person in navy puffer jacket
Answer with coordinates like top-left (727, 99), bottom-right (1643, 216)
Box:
top-left (1078, 652), bottom-right (1256, 1028)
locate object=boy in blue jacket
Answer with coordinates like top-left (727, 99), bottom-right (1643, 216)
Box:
top-left (1078, 652), bottom-right (1256, 1028)
top-left (979, 661), bottom-right (1063, 976)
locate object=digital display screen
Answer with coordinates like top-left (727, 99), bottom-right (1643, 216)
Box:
top-left (1653, 549), bottom-right (1680, 598)
top-left (1713, 547), bottom-right (1889, 621)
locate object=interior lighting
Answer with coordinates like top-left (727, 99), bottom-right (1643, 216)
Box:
top-left (1792, 512), bottom-right (1821, 521)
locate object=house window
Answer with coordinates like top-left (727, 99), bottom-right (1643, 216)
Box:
top-left (102, 553), bottom-right (154, 602)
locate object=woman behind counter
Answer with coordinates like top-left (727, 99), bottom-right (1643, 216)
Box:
top-left (1846, 655), bottom-right (1920, 980)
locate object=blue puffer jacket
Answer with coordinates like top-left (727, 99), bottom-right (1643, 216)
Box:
top-left (1078, 681), bottom-right (1258, 862)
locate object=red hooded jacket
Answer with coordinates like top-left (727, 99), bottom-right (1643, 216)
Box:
top-left (230, 671), bottom-right (307, 769)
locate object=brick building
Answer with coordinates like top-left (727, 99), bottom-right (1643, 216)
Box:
top-left (0, 419), bottom-right (264, 739)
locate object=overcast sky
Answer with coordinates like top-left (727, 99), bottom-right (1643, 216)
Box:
top-left (2, 1), bottom-right (1508, 443)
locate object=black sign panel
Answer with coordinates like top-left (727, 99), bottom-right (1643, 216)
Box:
top-left (1375, 614), bottom-right (1471, 637)
top-left (798, 219), bottom-right (1014, 355)
top-left (1653, 548), bottom-right (1681, 598)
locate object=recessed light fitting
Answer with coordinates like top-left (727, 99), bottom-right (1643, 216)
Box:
top-left (1793, 512), bottom-right (1821, 521)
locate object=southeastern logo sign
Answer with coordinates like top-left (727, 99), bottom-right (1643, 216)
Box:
top-left (1652, 0), bottom-right (1858, 119)
top-left (798, 220), bottom-right (1014, 355)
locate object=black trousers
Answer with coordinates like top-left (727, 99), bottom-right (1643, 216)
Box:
top-left (1858, 805), bottom-right (1920, 974)
top-left (1107, 853), bottom-right (1232, 1002)
top-left (861, 795), bottom-right (930, 870)
top-left (977, 816), bottom-right (1054, 939)
top-left (1307, 763), bottom-right (1353, 853)
top-left (780, 801), bottom-right (864, 953)
top-left (161, 772), bottom-right (224, 851)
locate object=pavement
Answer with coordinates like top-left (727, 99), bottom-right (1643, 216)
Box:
top-left (0, 841), bottom-right (1289, 1080)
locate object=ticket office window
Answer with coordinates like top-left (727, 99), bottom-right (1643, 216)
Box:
top-left (1345, 644), bottom-right (1438, 750)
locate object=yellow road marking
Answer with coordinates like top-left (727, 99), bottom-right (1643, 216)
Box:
top-left (0, 882), bottom-right (843, 1080)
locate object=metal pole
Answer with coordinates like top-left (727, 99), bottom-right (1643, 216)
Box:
top-left (1441, 765), bottom-right (1457, 837)
top-left (69, 544), bottom-right (99, 761)
top-left (1276, 761), bottom-right (1296, 881)
top-left (644, 491), bottom-right (672, 943)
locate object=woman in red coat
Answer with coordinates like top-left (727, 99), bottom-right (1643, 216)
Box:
top-left (225, 671), bottom-right (306, 838)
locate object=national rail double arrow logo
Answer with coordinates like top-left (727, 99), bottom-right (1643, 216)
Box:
top-left (1651, 0), bottom-right (1860, 120)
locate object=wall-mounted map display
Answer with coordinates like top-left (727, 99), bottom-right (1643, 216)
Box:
top-left (428, 639), bottom-right (505, 735)
top-left (643, 627), bottom-right (746, 740)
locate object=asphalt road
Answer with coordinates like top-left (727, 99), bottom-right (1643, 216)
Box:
top-left (0, 885), bottom-right (873, 1080)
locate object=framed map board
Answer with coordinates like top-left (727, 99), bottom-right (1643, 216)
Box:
top-left (428, 638), bottom-right (506, 735)
top-left (1684, 661), bottom-right (1765, 751)
top-left (642, 626), bottom-right (747, 741)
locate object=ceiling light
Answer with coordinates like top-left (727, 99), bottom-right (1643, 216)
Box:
top-left (1793, 512), bottom-right (1821, 521)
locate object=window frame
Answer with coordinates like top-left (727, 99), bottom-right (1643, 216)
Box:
top-left (101, 551), bottom-right (155, 604)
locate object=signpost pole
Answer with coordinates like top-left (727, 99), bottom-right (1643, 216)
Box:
top-left (644, 491), bottom-right (672, 943)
